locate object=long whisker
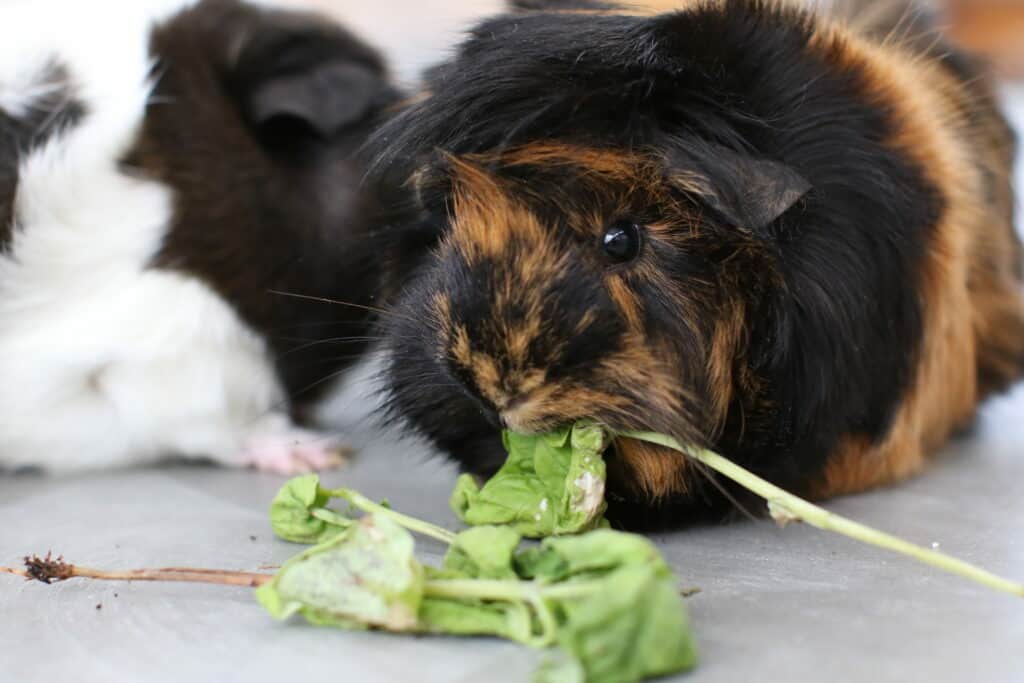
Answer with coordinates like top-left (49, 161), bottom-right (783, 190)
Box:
top-left (267, 290), bottom-right (416, 323)
top-left (273, 337), bottom-right (390, 358)
top-left (688, 459), bottom-right (761, 524)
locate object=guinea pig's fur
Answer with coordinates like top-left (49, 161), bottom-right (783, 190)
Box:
top-left (372, 0), bottom-right (1024, 527)
top-left (0, 0), bottom-right (408, 473)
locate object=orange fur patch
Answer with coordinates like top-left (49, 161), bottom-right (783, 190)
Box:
top-left (611, 437), bottom-right (690, 498)
top-left (446, 156), bottom-right (545, 263)
top-left (810, 14), bottom-right (1022, 497)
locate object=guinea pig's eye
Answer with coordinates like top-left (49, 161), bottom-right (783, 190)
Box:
top-left (601, 220), bottom-right (643, 264)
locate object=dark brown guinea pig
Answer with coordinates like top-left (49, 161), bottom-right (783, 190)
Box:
top-left (370, 0), bottom-right (1024, 528)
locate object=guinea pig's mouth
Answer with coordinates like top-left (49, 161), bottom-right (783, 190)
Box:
top-left (497, 400), bottom-right (611, 436)
top-left (498, 408), bottom-right (563, 435)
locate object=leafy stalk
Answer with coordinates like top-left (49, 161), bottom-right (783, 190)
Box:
top-left (268, 474), bottom-right (456, 545)
top-left (323, 487), bottom-right (457, 544)
top-left (623, 430), bottom-right (1024, 598)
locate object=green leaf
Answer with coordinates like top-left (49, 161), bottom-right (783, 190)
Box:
top-left (443, 526), bottom-right (522, 579)
top-left (530, 530), bottom-right (667, 580)
top-left (417, 596), bottom-right (534, 643)
top-left (554, 563), bottom-right (698, 682)
top-left (521, 531), bottom-right (699, 682)
top-left (256, 514), bottom-right (424, 631)
top-left (534, 654), bottom-right (586, 683)
top-left (452, 422), bottom-right (610, 537)
top-left (268, 474), bottom-right (349, 544)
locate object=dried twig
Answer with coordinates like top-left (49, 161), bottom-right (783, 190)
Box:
top-left (1, 552), bottom-right (271, 587)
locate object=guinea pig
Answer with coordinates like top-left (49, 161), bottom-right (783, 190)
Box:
top-left (0, 0), bottom-right (415, 474)
top-left (371, 0), bottom-right (1024, 528)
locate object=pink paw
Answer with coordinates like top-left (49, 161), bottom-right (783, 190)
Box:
top-left (240, 423), bottom-right (350, 475)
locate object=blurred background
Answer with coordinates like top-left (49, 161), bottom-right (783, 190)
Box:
top-left (946, 0), bottom-right (1024, 75)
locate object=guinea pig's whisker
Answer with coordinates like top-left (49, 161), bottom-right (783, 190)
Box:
top-left (267, 290), bottom-right (415, 323)
top-left (688, 460), bottom-right (761, 524)
top-left (285, 354), bottom-right (381, 369)
top-left (264, 319), bottom-right (389, 332)
top-left (273, 336), bottom-right (390, 358)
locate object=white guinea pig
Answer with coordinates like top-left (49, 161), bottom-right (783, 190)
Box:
top-left (0, 0), bottom-right (413, 473)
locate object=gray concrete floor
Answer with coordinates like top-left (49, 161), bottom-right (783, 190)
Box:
top-left (2, 5), bottom-right (1024, 682)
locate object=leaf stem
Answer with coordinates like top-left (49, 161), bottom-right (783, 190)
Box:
top-left (324, 488), bottom-right (457, 545)
top-left (310, 508), bottom-right (355, 529)
top-left (622, 431), bottom-right (1024, 598)
top-left (423, 578), bottom-right (566, 647)
top-left (423, 578), bottom-right (537, 602)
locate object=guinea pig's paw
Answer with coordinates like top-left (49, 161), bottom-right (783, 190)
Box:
top-left (238, 416), bottom-right (351, 475)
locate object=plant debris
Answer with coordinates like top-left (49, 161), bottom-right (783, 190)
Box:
top-left (261, 490), bottom-right (698, 683)
top-left (25, 552), bottom-right (74, 583)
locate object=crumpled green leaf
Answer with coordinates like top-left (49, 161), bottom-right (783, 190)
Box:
top-left (554, 563), bottom-right (697, 682)
top-left (257, 514), bottom-right (424, 631)
top-left (515, 528), bottom-right (663, 580)
top-left (520, 531), bottom-right (699, 683)
top-left (442, 525), bottom-right (522, 580)
top-left (268, 474), bottom-right (349, 544)
top-left (451, 422), bottom-right (609, 537)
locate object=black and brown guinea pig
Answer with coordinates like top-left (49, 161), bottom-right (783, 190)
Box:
top-left (0, 0), bottom-right (418, 473)
top-left (371, 0), bottom-right (1024, 528)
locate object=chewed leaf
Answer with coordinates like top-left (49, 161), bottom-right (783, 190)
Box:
top-left (257, 514), bottom-right (424, 631)
top-left (569, 421), bottom-right (606, 455)
top-left (453, 422), bottom-right (610, 537)
top-left (443, 526), bottom-right (522, 579)
top-left (269, 474), bottom-right (349, 544)
top-left (556, 422), bottom-right (608, 534)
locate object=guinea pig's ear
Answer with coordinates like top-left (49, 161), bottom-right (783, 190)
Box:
top-left (667, 143), bottom-right (811, 232)
top-left (227, 14), bottom-right (394, 143)
top-left (243, 61), bottom-right (382, 140)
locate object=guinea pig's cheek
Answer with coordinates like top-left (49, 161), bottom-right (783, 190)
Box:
top-left (607, 438), bottom-right (693, 499)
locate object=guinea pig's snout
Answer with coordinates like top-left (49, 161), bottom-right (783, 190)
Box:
top-left (435, 268), bottom-right (621, 434)
top-left (447, 345), bottom-right (551, 432)
top-left (486, 373), bottom-right (549, 432)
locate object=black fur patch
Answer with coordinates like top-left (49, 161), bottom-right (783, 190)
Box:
top-left (374, 0), bottom-right (945, 528)
top-left (0, 64), bottom-right (84, 250)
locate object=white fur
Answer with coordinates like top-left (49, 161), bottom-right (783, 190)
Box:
top-left (0, 0), bottom-right (330, 472)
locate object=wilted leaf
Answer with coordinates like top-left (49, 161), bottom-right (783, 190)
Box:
top-left (257, 514), bottom-right (424, 631)
top-left (268, 474), bottom-right (348, 545)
